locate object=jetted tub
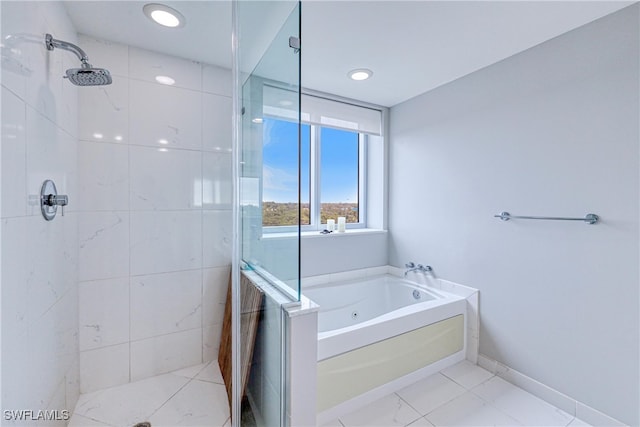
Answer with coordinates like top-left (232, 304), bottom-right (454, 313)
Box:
top-left (303, 274), bottom-right (467, 422)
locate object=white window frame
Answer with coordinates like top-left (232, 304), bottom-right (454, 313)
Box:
top-left (262, 124), bottom-right (367, 233)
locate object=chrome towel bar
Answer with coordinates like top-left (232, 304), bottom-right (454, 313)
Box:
top-left (494, 211), bottom-right (599, 225)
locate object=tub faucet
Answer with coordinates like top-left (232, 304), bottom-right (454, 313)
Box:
top-left (404, 262), bottom-right (433, 277)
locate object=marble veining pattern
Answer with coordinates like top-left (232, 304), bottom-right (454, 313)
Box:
top-left (75, 34), bottom-right (233, 392)
top-left (70, 361), bottom-right (229, 427)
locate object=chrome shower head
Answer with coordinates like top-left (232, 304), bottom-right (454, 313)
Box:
top-left (65, 67), bottom-right (112, 86)
top-left (45, 33), bottom-right (112, 86)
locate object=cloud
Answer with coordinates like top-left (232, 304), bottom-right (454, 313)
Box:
top-left (263, 165), bottom-right (297, 191)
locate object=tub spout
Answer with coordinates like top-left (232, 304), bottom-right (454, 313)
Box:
top-left (404, 263), bottom-right (433, 277)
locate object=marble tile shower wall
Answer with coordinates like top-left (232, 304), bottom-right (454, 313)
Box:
top-left (1, 1), bottom-right (80, 422)
top-left (75, 35), bottom-right (233, 393)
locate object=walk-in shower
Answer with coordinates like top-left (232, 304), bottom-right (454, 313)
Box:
top-left (45, 33), bottom-right (112, 85)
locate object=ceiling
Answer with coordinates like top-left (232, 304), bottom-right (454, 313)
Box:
top-left (64, 1), bottom-right (634, 107)
top-left (64, 1), bottom-right (233, 68)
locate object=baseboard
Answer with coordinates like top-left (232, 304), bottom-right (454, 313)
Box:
top-left (477, 354), bottom-right (626, 426)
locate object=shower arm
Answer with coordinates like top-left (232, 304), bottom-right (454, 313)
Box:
top-left (45, 34), bottom-right (91, 68)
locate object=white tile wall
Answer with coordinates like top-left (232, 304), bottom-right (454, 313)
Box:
top-left (76, 36), bottom-right (129, 78)
top-left (203, 210), bottom-right (233, 268)
top-left (79, 278), bottom-right (130, 351)
top-left (130, 210), bottom-right (203, 275)
top-left (130, 146), bottom-right (203, 210)
top-left (203, 325), bottom-right (224, 363)
top-left (25, 106), bottom-right (78, 216)
top-left (80, 344), bottom-right (130, 393)
top-left (77, 141), bottom-right (129, 211)
top-left (78, 82), bottom-right (129, 144)
top-left (130, 329), bottom-right (203, 381)
top-left (203, 151), bottom-right (233, 208)
top-left (1, 0), bottom-right (80, 417)
top-left (130, 270), bottom-right (202, 340)
top-left (202, 266), bottom-right (229, 360)
top-left (129, 80), bottom-right (202, 150)
top-left (76, 35), bottom-right (233, 391)
top-left (1, 87), bottom-right (27, 218)
top-left (129, 46), bottom-right (202, 91)
top-left (78, 211), bottom-right (129, 281)
top-left (203, 93), bottom-right (233, 152)
top-left (202, 266), bottom-right (230, 327)
top-left (203, 64), bottom-right (233, 97)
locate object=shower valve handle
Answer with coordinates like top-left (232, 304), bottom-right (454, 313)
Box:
top-left (44, 194), bottom-right (68, 216)
top-left (40, 180), bottom-right (69, 220)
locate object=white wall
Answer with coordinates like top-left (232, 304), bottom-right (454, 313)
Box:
top-left (301, 232), bottom-right (388, 277)
top-left (1, 1), bottom-right (80, 423)
top-left (75, 35), bottom-right (233, 392)
top-left (388, 5), bottom-right (638, 425)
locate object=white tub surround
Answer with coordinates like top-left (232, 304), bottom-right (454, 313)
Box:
top-left (303, 265), bottom-right (480, 362)
top-left (389, 266), bottom-right (480, 363)
top-left (318, 315), bottom-right (463, 414)
top-left (303, 268), bottom-right (478, 424)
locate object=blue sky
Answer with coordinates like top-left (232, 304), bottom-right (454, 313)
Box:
top-left (262, 118), bottom-right (358, 203)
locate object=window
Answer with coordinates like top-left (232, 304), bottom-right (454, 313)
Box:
top-left (262, 119), bottom-right (366, 230)
top-left (319, 127), bottom-right (360, 224)
top-left (261, 119), bottom-right (310, 226)
top-left (260, 87), bottom-right (382, 231)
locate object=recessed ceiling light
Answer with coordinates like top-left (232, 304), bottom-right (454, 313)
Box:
top-left (93, 132), bottom-right (103, 139)
top-left (155, 75), bottom-right (175, 85)
top-left (348, 69), bottom-right (373, 81)
top-left (252, 118), bottom-right (263, 124)
top-left (158, 138), bottom-right (169, 145)
top-left (143, 4), bottom-right (185, 28)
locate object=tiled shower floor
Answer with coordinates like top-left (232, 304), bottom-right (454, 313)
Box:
top-left (69, 361), bottom-right (230, 427)
top-left (69, 360), bottom-right (593, 427)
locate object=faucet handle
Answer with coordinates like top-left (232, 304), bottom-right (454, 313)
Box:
top-left (405, 262), bottom-right (415, 268)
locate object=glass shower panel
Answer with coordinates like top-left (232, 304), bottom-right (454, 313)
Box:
top-left (239, 3), bottom-right (301, 299)
top-left (235, 1), bottom-right (301, 426)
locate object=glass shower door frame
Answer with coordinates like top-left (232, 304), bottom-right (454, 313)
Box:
top-left (232, 2), bottom-right (302, 425)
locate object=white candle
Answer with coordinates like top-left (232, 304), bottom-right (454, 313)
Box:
top-left (337, 217), bottom-right (346, 232)
top-left (326, 219), bottom-right (335, 231)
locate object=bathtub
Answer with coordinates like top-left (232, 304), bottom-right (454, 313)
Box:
top-left (304, 274), bottom-right (467, 422)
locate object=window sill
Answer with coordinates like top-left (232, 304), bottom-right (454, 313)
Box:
top-left (262, 228), bottom-right (387, 240)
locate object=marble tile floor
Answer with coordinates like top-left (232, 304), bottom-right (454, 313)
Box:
top-left (69, 359), bottom-right (593, 427)
top-left (321, 361), bottom-right (593, 427)
top-left (69, 361), bottom-right (230, 427)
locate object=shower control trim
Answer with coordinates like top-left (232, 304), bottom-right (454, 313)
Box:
top-left (40, 180), bottom-right (68, 221)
